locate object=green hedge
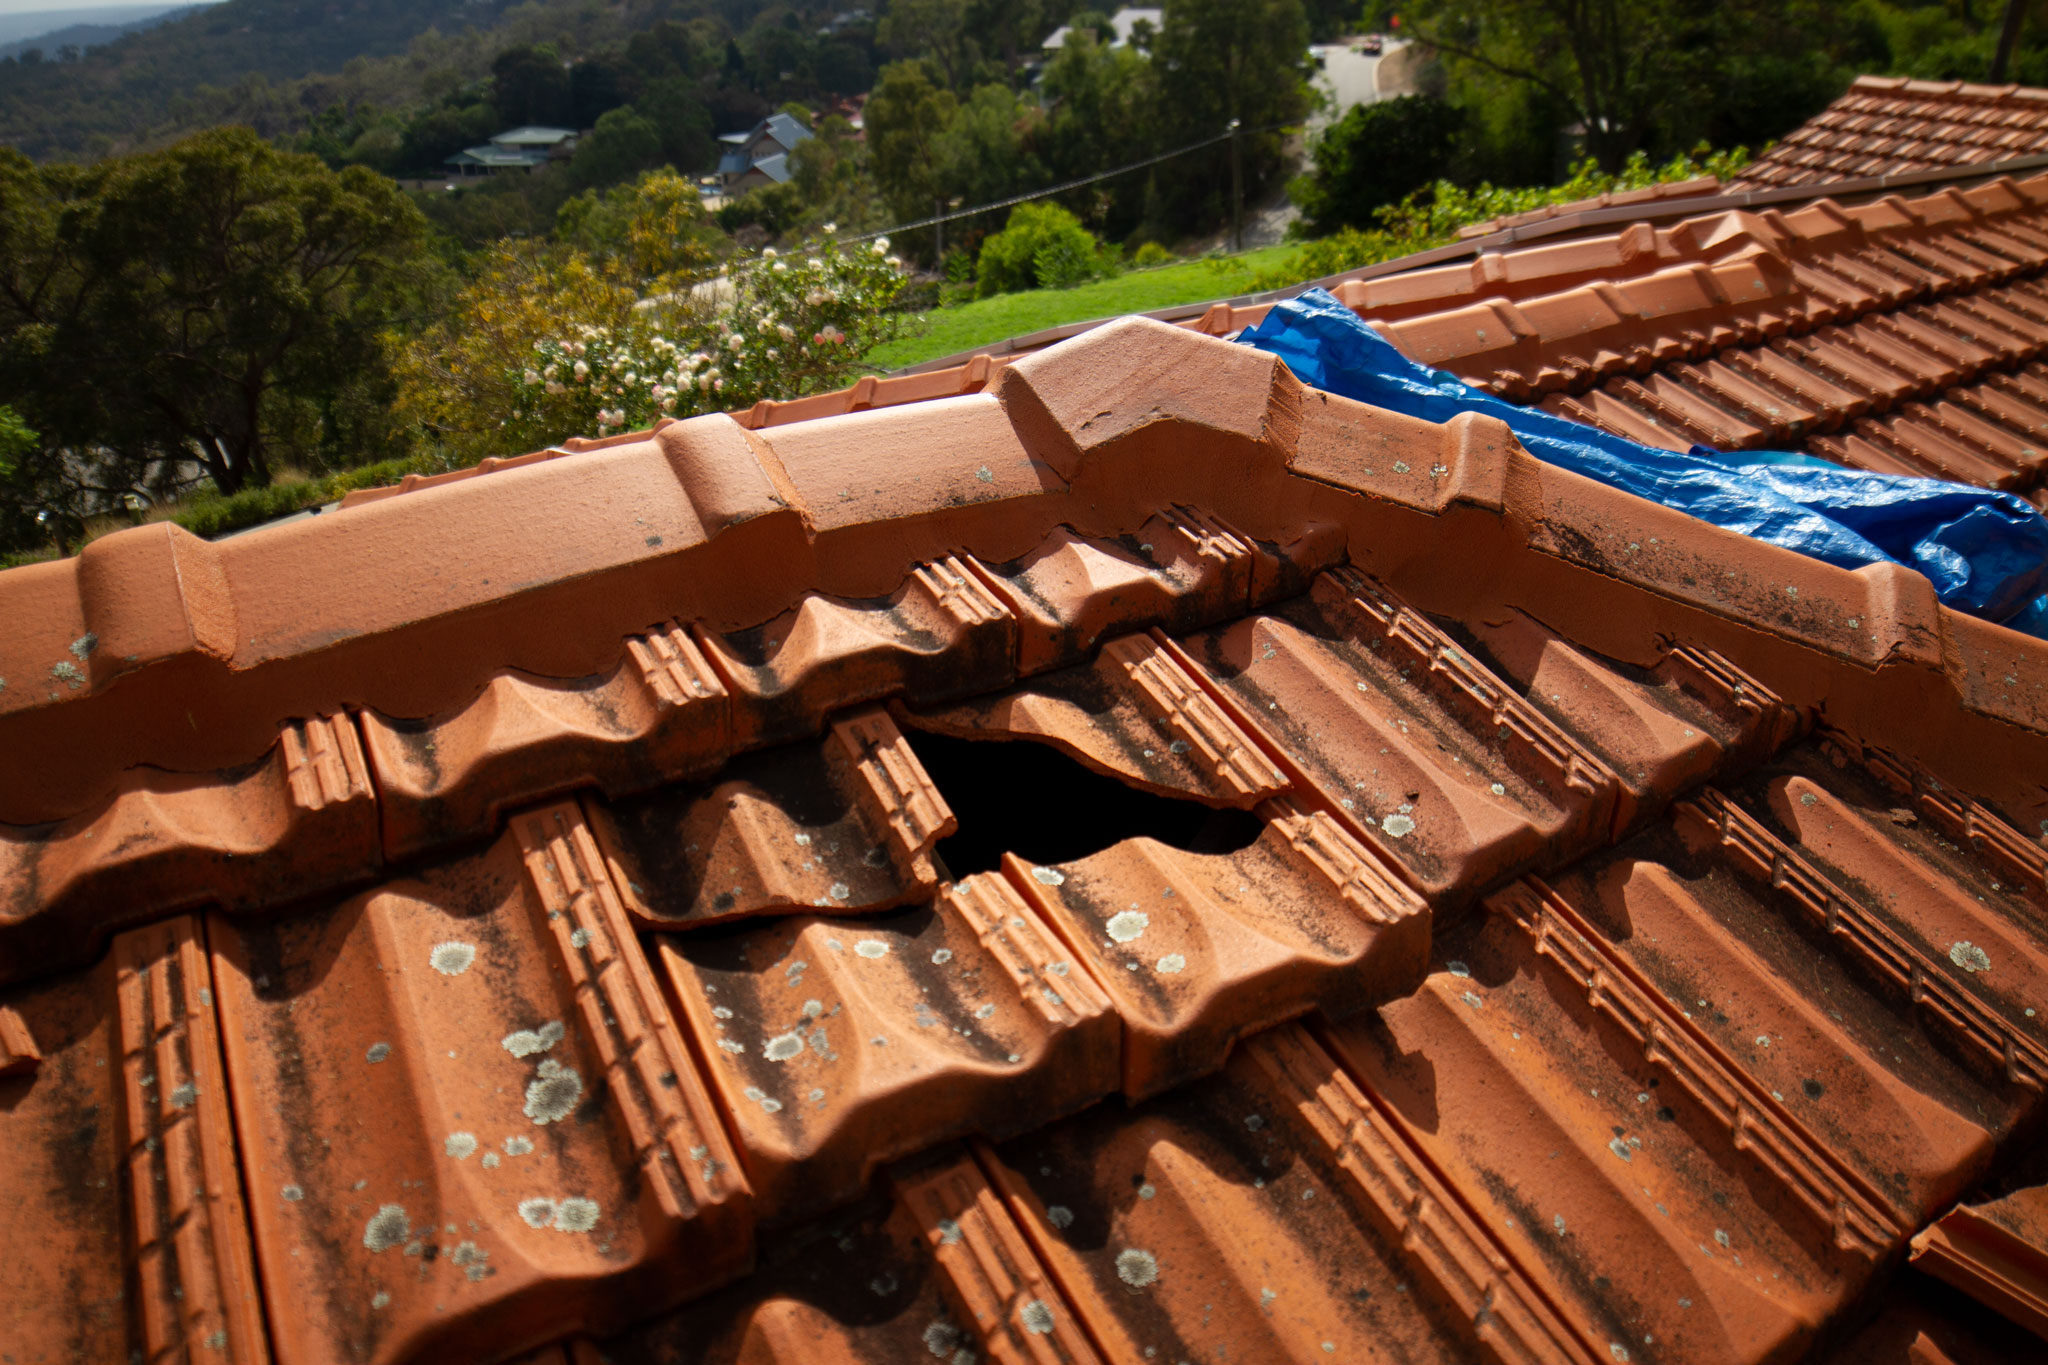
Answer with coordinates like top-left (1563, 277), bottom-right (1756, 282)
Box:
top-left (172, 456), bottom-right (435, 540)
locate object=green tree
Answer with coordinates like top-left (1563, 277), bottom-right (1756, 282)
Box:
top-left (865, 59), bottom-right (959, 226)
top-left (0, 128), bottom-right (427, 505)
top-left (1151, 0), bottom-right (1313, 233)
top-left (570, 107), bottom-right (665, 189)
top-left (1292, 95), bottom-right (1464, 236)
top-left (939, 84), bottom-right (1048, 212)
top-left (493, 43), bottom-right (573, 128)
top-left (1408, 0), bottom-right (1729, 171)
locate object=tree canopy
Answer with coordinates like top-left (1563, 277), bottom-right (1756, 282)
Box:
top-left (0, 128), bottom-right (426, 545)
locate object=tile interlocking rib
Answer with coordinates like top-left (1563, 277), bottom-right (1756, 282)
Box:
top-left (1733, 77), bottom-right (2048, 192)
top-left (2, 317), bottom-right (2047, 1363)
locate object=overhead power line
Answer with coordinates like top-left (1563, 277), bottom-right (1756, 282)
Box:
top-left (842, 120), bottom-right (1293, 244)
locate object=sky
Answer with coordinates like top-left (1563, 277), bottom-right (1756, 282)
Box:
top-left (0, 0), bottom-right (218, 17)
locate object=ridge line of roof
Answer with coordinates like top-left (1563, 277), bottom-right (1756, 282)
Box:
top-left (2, 319), bottom-right (2041, 833)
top-left (890, 150), bottom-right (2048, 378)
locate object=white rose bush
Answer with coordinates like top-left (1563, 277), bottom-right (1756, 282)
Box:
top-left (512, 229), bottom-right (909, 439)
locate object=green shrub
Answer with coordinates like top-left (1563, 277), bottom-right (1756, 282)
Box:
top-left (976, 203), bottom-right (1108, 297)
top-left (1253, 145), bottom-right (1756, 291)
top-left (1132, 241), bottom-right (1175, 268)
top-left (1291, 95), bottom-right (1464, 238)
top-left (171, 455), bottom-right (435, 540)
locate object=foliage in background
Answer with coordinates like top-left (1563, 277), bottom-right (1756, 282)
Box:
top-left (1292, 95), bottom-right (1464, 238)
top-left (1255, 145), bottom-right (1756, 289)
top-left (397, 170), bottom-right (909, 465)
top-left (0, 128), bottom-right (428, 553)
top-left (976, 202), bottom-right (1113, 296)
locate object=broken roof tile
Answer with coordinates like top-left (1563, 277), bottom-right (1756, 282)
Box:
top-left (3, 311), bottom-right (2047, 1363)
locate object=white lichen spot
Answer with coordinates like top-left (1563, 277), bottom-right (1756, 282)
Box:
top-left (1116, 1248), bottom-right (1159, 1288)
top-left (975, 1003), bottom-right (995, 1019)
top-left (518, 1198), bottom-right (556, 1229)
top-left (1610, 1345), bottom-right (1631, 1362)
top-left (445, 1132), bottom-right (478, 1160)
top-left (362, 1041), bottom-right (392, 1065)
top-left (1554, 1214), bottom-right (1566, 1234)
top-left (523, 1060), bottom-right (584, 1124)
top-left (937, 1217), bottom-right (962, 1244)
top-left (569, 927), bottom-right (592, 949)
top-left (49, 660), bottom-right (84, 690)
top-left (802, 999), bottom-right (824, 1018)
top-left (70, 632), bottom-right (98, 661)
top-left (282, 1184), bottom-right (304, 1202)
top-left (1020, 1300), bottom-right (1056, 1335)
top-left (1489, 782), bottom-right (1505, 797)
top-left (168, 1081), bottom-right (198, 1109)
top-left (1447, 961), bottom-right (1471, 978)
top-left (1260, 1288), bottom-right (1277, 1310)
top-left (718, 1038), bottom-right (746, 1054)
top-left (371, 1291), bottom-right (391, 1309)
top-left (1950, 941), bottom-right (1991, 973)
top-left (1609, 1138), bottom-right (1633, 1163)
top-left (743, 1085), bottom-right (784, 1114)
top-left (1047, 1205), bottom-right (1075, 1229)
top-left (1031, 866), bottom-right (1066, 887)
top-left (502, 1020), bottom-right (565, 1058)
top-left (504, 1136), bottom-right (534, 1156)
top-left (1714, 1228), bottom-right (1731, 1247)
top-left (1381, 813), bottom-right (1416, 838)
top-left (553, 1196), bottom-right (600, 1232)
top-left (1156, 953), bottom-right (1187, 974)
top-left (764, 1032), bottom-right (805, 1062)
top-left (854, 939), bottom-right (889, 959)
top-left (1461, 991), bottom-right (1484, 1010)
top-left (363, 1205), bottom-right (409, 1252)
top-left (429, 941), bottom-right (477, 976)
top-left (1106, 911), bottom-right (1149, 943)
top-left (1138, 1183), bottom-right (1156, 1200)
top-left (1245, 1114), bottom-right (1265, 1131)
top-left (482, 1152), bottom-right (500, 1169)
top-left (924, 1320), bottom-right (964, 1357)
top-left (932, 948), bottom-right (954, 965)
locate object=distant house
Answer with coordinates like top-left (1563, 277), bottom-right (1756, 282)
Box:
top-left (444, 126), bottom-right (580, 176)
top-left (716, 112), bottom-right (813, 193)
top-left (1042, 7), bottom-right (1163, 51)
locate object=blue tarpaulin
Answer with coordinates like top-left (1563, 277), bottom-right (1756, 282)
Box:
top-left (1240, 288), bottom-right (2048, 637)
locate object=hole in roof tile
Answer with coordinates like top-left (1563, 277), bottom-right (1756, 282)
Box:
top-left (903, 730), bottom-right (1261, 878)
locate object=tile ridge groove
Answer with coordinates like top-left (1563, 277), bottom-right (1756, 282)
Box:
top-left (1099, 632), bottom-right (1287, 799)
top-left (116, 915), bottom-right (269, 1363)
top-left (1818, 727), bottom-right (2048, 900)
top-left (1250, 1022), bottom-right (1608, 1365)
top-left (1489, 876), bottom-right (1908, 1253)
top-left (893, 1150), bottom-right (1106, 1362)
top-left (511, 801), bottom-right (754, 1227)
top-left (1676, 787), bottom-right (2048, 1091)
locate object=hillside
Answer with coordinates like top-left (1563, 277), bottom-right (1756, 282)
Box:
top-left (0, 12), bottom-right (202, 64)
top-left (0, 0), bottom-right (522, 159)
top-left (0, 4), bottom-right (208, 50)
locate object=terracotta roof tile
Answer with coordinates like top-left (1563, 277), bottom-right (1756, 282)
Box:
top-left (5, 316), bottom-right (2048, 1360)
top-left (1732, 77), bottom-right (2048, 190)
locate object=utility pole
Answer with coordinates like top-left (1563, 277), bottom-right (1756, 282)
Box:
top-left (1228, 118), bottom-right (1243, 254)
top-left (1993, 0), bottom-right (2026, 81)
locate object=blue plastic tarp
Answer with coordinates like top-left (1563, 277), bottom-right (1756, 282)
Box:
top-left (1240, 288), bottom-right (2048, 636)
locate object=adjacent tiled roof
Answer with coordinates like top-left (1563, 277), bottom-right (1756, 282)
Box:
top-left (707, 171), bottom-right (2048, 506)
top-left (1733, 76), bottom-right (2048, 191)
top-left (4, 318), bottom-right (2047, 1364)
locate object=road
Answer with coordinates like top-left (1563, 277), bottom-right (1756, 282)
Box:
top-left (1307, 38), bottom-right (1411, 135)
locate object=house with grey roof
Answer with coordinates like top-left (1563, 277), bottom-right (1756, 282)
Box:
top-left (444, 126), bottom-right (580, 176)
top-left (716, 112), bottom-right (812, 193)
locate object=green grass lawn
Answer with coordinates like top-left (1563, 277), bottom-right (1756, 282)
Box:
top-left (870, 244), bottom-right (1297, 370)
